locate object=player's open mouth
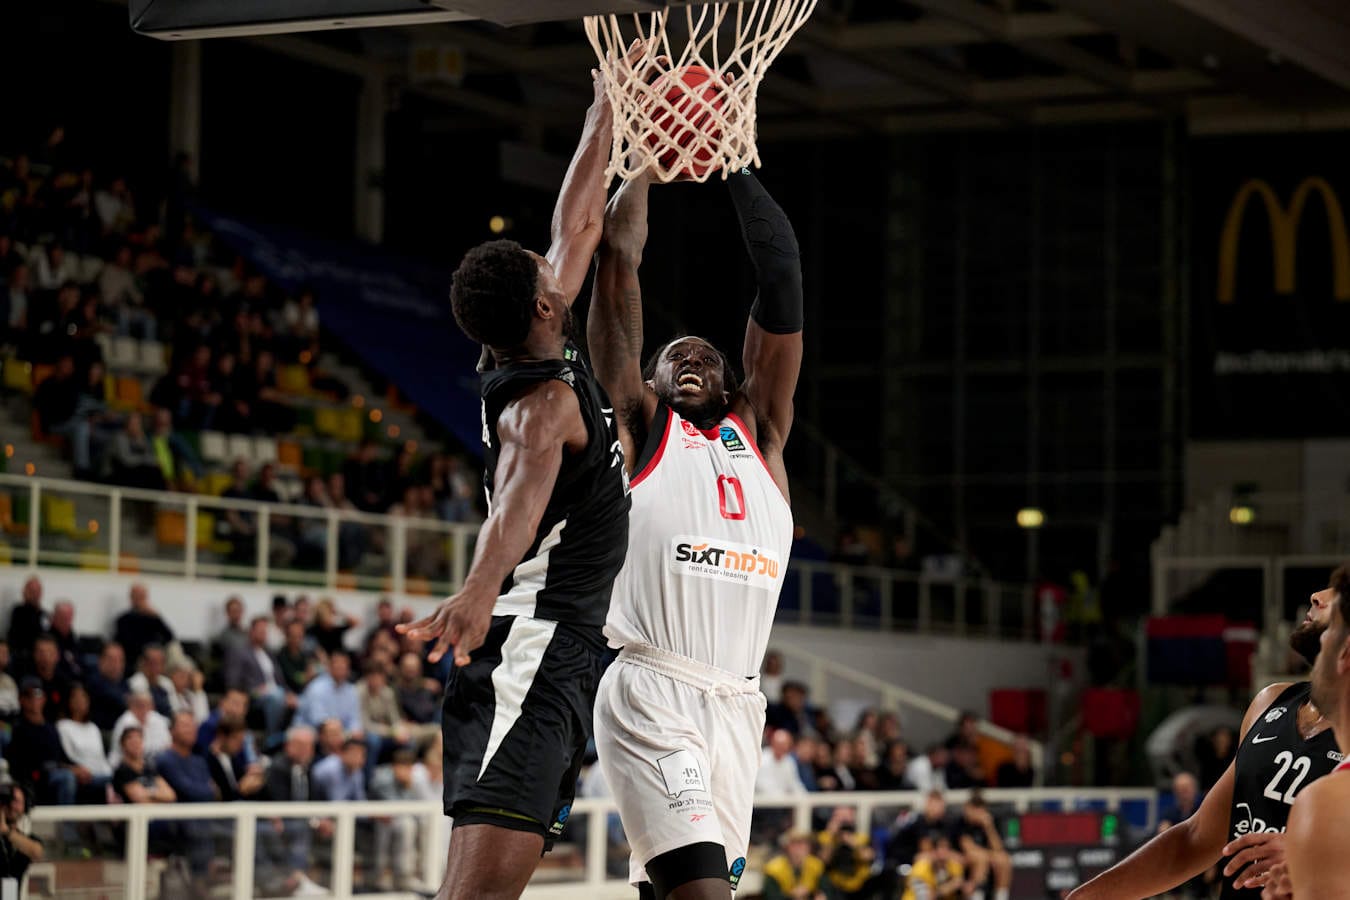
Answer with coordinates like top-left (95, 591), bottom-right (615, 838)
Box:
top-left (677, 372), bottom-right (703, 392)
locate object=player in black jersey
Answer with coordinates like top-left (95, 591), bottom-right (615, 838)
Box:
top-left (397, 67), bottom-right (632, 900)
top-left (1068, 563), bottom-right (1348, 900)
top-left (1279, 562), bottom-right (1350, 898)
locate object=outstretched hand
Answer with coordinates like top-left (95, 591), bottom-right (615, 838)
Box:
top-left (1223, 832), bottom-right (1287, 892)
top-left (396, 590), bottom-right (494, 667)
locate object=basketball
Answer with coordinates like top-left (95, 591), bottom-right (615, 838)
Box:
top-left (646, 64), bottom-right (727, 178)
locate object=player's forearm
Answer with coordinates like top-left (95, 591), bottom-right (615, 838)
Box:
top-left (600, 172), bottom-right (651, 263)
top-left (587, 175), bottom-right (652, 377)
top-left (728, 169), bottom-right (802, 334)
top-left (548, 94), bottom-right (614, 298)
top-left (1068, 821), bottom-right (1219, 900)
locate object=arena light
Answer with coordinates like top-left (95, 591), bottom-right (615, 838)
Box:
top-left (88, 520), bottom-right (99, 535)
top-left (1016, 507), bottom-right (1044, 529)
top-left (488, 215), bottom-right (510, 234)
top-left (352, 395), bottom-right (366, 409)
top-left (3, 444), bottom-right (11, 458)
top-left (1229, 505), bottom-right (1256, 525)
top-left (24, 463), bottom-right (35, 477)
top-left (405, 440), bottom-right (419, 454)
top-left (370, 409), bottom-right (384, 424)
top-left (387, 425), bottom-right (401, 439)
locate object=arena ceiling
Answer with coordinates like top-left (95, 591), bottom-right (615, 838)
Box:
top-left (221, 0), bottom-right (1350, 139)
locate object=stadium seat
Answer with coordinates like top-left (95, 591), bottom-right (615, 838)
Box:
top-left (138, 341), bottom-right (168, 374)
top-left (40, 495), bottom-right (78, 536)
top-left (277, 440), bottom-right (303, 469)
top-left (253, 437), bottom-right (279, 465)
top-left (113, 376), bottom-right (144, 410)
top-left (201, 471), bottom-right (234, 496)
top-left (336, 409), bottom-right (364, 442)
top-left (109, 337), bottom-right (138, 371)
top-left (0, 543), bottom-right (10, 565)
top-left (79, 550), bottom-right (110, 570)
top-left (278, 364), bottom-right (310, 394)
top-left (0, 493), bottom-right (29, 536)
top-left (199, 431), bottom-right (228, 464)
top-left (226, 434), bottom-right (253, 464)
top-left (155, 509), bottom-right (186, 547)
top-left (2, 357), bottom-right (32, 394)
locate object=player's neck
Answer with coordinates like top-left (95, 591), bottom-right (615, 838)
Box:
top-left (493, 337), bottom-right (564, 367)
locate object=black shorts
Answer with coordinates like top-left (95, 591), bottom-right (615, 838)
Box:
top-left (441, 615), bottom-right (605, 841)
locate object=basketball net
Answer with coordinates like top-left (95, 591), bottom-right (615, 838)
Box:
top-left (585, 1), bottom-right (818, 183)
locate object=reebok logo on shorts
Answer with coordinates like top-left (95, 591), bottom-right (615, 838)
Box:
top-left (670, 535), bottom-right (781, 590)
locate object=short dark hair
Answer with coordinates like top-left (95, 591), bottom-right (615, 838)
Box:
top-left (343, 737), bottom-right (366, 752)
top-left (449, 240), bottom-right (538, 348)
top-left (391, 748), bottom-right (417, 766)
top-left (1332, 563), bottom-right (1350, 622)
top-left (217, 716), bottom-right (247, 738)
top-left (120, 726), bottom-right (143, 746)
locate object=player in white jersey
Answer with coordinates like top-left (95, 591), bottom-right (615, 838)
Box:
top-left (586, 164), bottom-right (803, 900)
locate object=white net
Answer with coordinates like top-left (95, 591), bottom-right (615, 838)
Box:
top-left (585, 0), bottom-right (818, 183)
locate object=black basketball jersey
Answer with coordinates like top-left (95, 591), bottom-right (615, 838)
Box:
top-left (1220, 681), bottom-right (1344, 899)
top-left (478, 346), bottom-right (630, 636)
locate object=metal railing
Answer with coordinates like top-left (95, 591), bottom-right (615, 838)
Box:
top-left (26, 788), bottom-right (1158, 900)
top-left (0, 474), bottom-right (1037, 639)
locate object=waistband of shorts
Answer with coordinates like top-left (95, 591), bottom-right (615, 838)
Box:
top-left (615, 643), bottom-right (761, 695)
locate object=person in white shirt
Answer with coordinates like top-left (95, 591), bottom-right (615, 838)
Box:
top-left (761, 649), bottom-right (786, 705)
top-left (756, 729), bottom-right (808, 797)
top-left (30, 243), bottom-right (80, 291)
top-left (56, 683), bottom-right (113, 800)
top-left (127, 643), bottom-right (175, 718)
top-left (167, 659), bottom-right (210, 722)
top-left (906, 744), bottom-right (950, 795)
top-left (109, 690), bottom-right (172, 767)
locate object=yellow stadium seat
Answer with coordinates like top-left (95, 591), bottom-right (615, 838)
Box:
top-left (314, 408), bottom-right (340, 438)
top-left (278, 365), bottom-right (310, 394)
top-left (112, 376), bottom-right (144, 411)
top-left (336, 409), bottom-right (364, 443)
top-left (0, 544), bottom-right (10, 566)
top-left (79, 550), bottom-right (110, 571)
top-left (202, 472), bottom-right (234, 497)
top-left (41, 495), bottom-right (77, 536)
top-left (2, 357), bottom-right (32, 394)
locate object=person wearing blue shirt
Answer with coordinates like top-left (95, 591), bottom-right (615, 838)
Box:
top-left (154, 711), bottom-right (216, 882)
top-left (312, 737), bottom-right (367, 802)
top-left (295, 651), bottom-right (362, 735)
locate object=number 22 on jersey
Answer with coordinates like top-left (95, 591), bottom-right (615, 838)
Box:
top-left (1263, 751), bottom-right (1312, 805)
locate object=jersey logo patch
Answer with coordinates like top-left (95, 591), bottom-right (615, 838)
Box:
top-left (1265, 706), bottom-right (1288, 724)
top-left (670, 535), bottom-right (783, 590)
top-left (719, 425), bottom-right (746, 452)
top-left (682, 420), bottom-right (702, 438)
top-left (729, 857), bottom-right (746, 890)
top-left (657, 749), bottom-right (707, 798)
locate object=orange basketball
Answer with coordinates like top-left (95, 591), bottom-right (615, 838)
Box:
top-left (646, 65), bottom-right (727, 178)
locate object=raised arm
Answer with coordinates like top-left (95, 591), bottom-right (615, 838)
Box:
top-left (588, 170), bottom-right (658, 470)
top-left (1068, 682), bottom-right (1291, 900)
top-left (728, 169), bottom-right (803, 495)
top-left (398, 381), bottom-right (587, 665)
top-left (545, 72), bottom-right (616, 304)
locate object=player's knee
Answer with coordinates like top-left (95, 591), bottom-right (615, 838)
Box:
top-left (645, 842), bottom-right (732, 899)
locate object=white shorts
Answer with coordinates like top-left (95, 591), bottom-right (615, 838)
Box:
top-left (593, 643), bottom-right (767, 887)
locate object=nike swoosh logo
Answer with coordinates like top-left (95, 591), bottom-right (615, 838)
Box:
top-left (1251, 735), bottom-right (1278, 744)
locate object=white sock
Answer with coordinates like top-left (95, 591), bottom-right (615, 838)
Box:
top-left (995, 889), bottom-right (1010, 900)
top-left (972, 891), bottom-right (986, 900)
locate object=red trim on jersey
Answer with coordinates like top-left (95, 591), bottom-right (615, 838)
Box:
top-left (1336, 759), bottom-right (1350, 774)
top-left (725, 412), bottom-right (775, 480)
top-left (630, 407), bottom-right (674, 489)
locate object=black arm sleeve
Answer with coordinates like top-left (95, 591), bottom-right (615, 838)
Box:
top-left (727, 167), bottom-right (803, 334)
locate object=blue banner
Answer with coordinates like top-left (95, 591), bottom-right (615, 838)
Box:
top-left (194, 209), bottom-right (484, 454)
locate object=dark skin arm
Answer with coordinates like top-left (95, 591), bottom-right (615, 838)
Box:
top-left (588, 169), bottom-right (658, 470)
top-left (545, 71), bottom-right (613, 306)
top-left (397, 381), bottom-right (586, 666)
top-left (1068, 682), bottom-right (1292, 900)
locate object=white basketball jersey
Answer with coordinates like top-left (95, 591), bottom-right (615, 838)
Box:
top-left (604, 404), bottom-right (794, 677)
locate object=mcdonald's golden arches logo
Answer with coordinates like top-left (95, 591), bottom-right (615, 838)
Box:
top-left (1218, 177), bottom-right (1350, 303)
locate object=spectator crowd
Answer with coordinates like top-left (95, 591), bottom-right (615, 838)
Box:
top-left (0, 132), bottom-right (483, 533)
top-left (1, 576), bottom-right (446, 896)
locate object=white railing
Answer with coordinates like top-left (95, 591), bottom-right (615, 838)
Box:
top-left (0, 474), bottom-right (1037, 639)
top-left (26, 789), bottom-right (1158, 900)
top-left (1151, 552), bottom-right (1347, 623)
top-left (776, 643), bottom-right (1048, 782)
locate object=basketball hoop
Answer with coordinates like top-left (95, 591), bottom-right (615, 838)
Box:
top-left (585, 1), bottom-right (818, 183)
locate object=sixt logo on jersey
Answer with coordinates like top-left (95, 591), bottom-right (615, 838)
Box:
top-left (671, 535), bottom-right (782, 590)
top-left (1265, 706), bottom-right (1288, 724)
top-left (719, 425), bottom-right (746, 453)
